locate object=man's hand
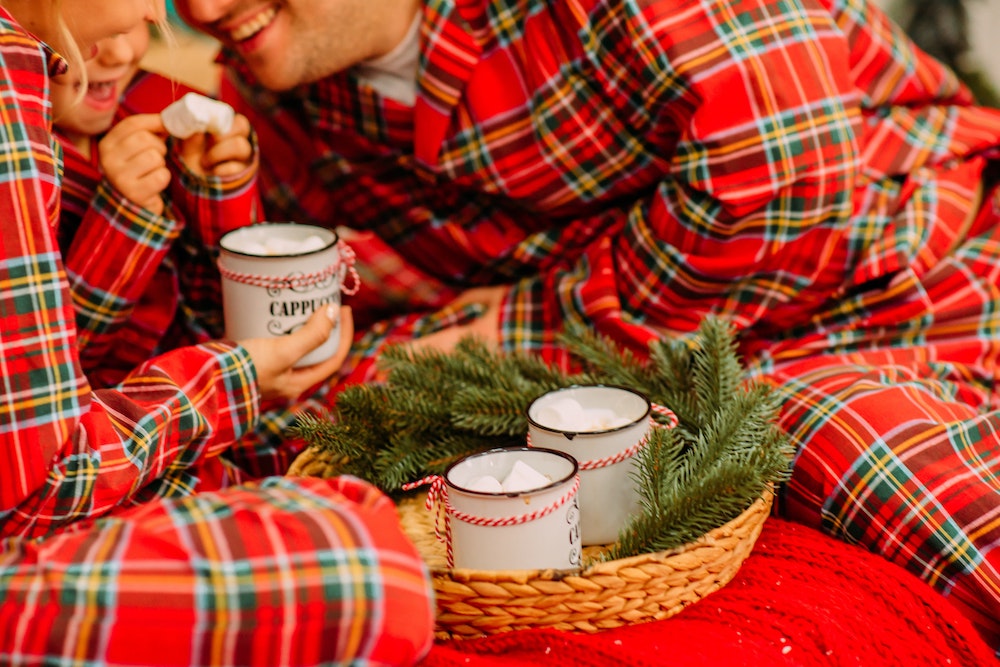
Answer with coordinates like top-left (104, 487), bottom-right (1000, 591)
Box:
top-left (405, 285), bottom-right (506, 354)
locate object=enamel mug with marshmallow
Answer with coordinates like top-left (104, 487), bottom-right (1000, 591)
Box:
top-left (217, 222), bottom-right (355, 367)
top-left (527, 385), bottom-right (652, 546)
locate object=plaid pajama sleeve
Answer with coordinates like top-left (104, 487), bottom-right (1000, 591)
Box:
top-left (62, 179), bottom-right (183, 369)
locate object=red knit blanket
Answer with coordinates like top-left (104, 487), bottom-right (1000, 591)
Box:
top-left (422, 518), bottom-right (997, 666)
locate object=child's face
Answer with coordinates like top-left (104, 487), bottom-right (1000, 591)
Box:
top-left (52, 23), bottom-right (151, 141)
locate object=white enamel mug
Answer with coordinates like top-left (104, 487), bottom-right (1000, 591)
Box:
top-left (444, 447), bottom-right (582, 571)
top-left (526, 385), bottom-right (652, 546)
top-left (217, 222), bottom-right (357, 367)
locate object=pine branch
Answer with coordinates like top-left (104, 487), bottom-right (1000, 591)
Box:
top-left (451, 386), bottom-right (537, 436)
top-left (646, 339), bottom-right (696, 410)
top-left (293, 316), bottom-right (793, 560)
top-left (558, 324), bottom-right (661, 391)
top-left (688, 317), bottom-right (743, 414)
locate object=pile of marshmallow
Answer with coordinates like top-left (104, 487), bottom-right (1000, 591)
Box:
top-left (466, 460), bottom-right (552, 494)
top-left (224, 233), bottom-right (328, 257)
top-left (534, 396), bottom-right (632, 432)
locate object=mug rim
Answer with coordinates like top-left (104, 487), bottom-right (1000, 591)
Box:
top-left (219, 222), bottom-right (339, 258)
top-left (525, 383), bottom-right (651, 436)
top-left (443, 446), bottom-right (579, 498)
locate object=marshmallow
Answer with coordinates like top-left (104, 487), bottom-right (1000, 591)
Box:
top-left (295, 234), bottom-right (328, 253)
top-left (161, 92), bottom-right (235, 139)
top-left (536, 396), bottom-right (631, 432)
top-left (583, 408), bottom-right (631, 431)
top-left (535, 397), bottom-right (587, 431)
top-left (500, 460), bottom-right (551, 493)
top-left (466, 475), bottom-right (504, 493)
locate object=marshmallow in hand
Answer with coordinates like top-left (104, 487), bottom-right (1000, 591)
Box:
top-left (161, 92), bottom-right (235, 139)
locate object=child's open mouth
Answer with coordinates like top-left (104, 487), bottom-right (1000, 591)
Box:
top-left (77, 79), bottom-right (120, 112)
top-left (86, 80), bottom-right (117, 103)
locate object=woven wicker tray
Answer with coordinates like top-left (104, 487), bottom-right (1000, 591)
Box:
top-left (399, 489), bottom-right (772, 639)
top-left (289, 447), bottom-right (772, 640)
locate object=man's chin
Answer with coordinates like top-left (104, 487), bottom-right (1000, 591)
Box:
top-left (233, 53), bottom-right (299, 91)
top-left (248, 60), bottom-right (336, 92)
top-left (251, 68), bottom-right (304, 92)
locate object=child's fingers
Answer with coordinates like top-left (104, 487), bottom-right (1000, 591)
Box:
top-left (239, 306), bottom-right (354, 401)
top-left (101, 141), bottom-right (171, 211)
top-left (175, 136), bottom-right (253, 177)
top-left (200, 114), bottom-right (253, 171)
top-left (105, 112), bottom-right (169, 139)
top-left (113, 167), bottom-right (171, 211)
top-left (202, 136), bottom-right (254, 173)
top-left (100, 124), bottom-right (168, 168)
top-left (212, 160), bottom-right (249, 177)
top-left (223, 113), bottom-right (252, 140)
top-left (112, 147), bottom-right (169, 189)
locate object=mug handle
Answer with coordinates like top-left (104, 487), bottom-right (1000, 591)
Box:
top-left (337, 240), bottom-right (361, 295)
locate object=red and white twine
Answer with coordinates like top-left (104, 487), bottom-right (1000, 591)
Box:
top-left (401, 473), bottom-right (581, 569)
top-left (526, 403), bottom-right (678, 470)
top-left (219, 240), bottom-right (361, 295)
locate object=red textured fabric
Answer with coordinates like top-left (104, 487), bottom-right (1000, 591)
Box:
top-left (421, 518), bottom-right (998, 666)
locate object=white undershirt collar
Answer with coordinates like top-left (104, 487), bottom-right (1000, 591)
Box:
top-left (354, 12), bottom-right (421, 106)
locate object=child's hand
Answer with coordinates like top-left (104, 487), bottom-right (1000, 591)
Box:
top-left (98, 114), bottom-right (171, 216)
top-left (176, 114), bottom-right (255, 177)
top-left (239, 306), bottom-right (354, 402)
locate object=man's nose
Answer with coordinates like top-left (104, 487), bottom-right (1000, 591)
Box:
top-left (171, 0), bottom-right (233, 26)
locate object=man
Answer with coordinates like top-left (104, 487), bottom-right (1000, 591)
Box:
top-left (175, 0), bottom-right (1000, 649)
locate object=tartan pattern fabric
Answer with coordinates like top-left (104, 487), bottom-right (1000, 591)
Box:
top-left (0, 10), bottom-right (434, 665)
top-left (0, 476), bottom-right (435, 666)
top-left (220, 0), bottom-right (1000, 648)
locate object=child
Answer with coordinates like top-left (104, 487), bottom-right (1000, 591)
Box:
top-left (52, 23), bottom-right (289, 476)
top-left (51, 24), bottom-right (321, 478)
top-left (51, 21), bottom-right (259, 390)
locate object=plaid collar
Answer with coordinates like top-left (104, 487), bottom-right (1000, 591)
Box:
top-left (0, 6), bottom-right (67, 77)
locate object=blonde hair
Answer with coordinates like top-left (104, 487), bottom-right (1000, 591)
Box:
top-left (52, 0), bottom-right (89, 105)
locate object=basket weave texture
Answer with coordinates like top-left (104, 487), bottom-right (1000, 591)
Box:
top-left (290, 447), bottom-right (773, 640)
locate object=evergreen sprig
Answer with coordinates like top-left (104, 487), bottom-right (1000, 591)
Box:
top-left (292, 317), bottom-right (793, 558)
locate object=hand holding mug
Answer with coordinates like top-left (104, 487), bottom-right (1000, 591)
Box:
top-left (239, 305), bottom-right (353, 402)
